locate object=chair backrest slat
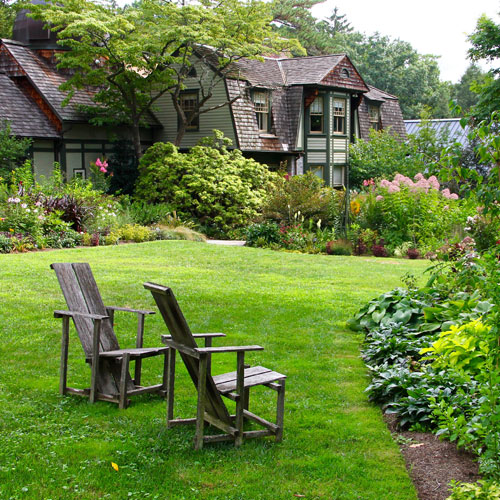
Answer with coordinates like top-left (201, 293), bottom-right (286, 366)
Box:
top-left (51, 263), bottom-right (120, 354)
top-left (144, 283), bottom-right (231, 425)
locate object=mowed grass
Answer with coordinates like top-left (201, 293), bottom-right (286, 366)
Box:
top-left (0, 241), bottom-right (429, 500)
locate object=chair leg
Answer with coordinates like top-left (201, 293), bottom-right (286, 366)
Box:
top-left (195, 354), bottom-right (208, 450)
top-left (59, 316), bottom-right (70, 396)
top-left (119, 353), bottom-right (130, 409)
top-left (276, 379), bottom-right (286, 443)
top-left (134, 359), bottom-right (142, 387)
top-left (235, 352), bottom-right (245, 447)
top-left (166, 349), bottom-right (176, 427)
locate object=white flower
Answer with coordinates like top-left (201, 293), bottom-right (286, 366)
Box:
top-left (21, 203), bottom-right (27, 209)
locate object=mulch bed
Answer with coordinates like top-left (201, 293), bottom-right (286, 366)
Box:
top-left (384, 414), bottom-right (481, 500)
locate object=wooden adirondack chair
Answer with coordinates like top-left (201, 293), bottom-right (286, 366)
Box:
top-left (144, 282), bottom-right (286, 449)
top-left (51, 263), bottom-right (169, 408)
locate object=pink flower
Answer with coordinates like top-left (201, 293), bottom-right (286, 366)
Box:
top-left (443, 205), bottom-right (449, 210)
top-left (414, 173), bottom-right (425, 181)
top-left (380, 179), bottom-right (391, 188)
top-left (428, 175), bottom-right (440, 190)
top-left (388, 184), bottom-right (400, 194)
top-left (449, 193), bottom-right (459, 200)
top-left (376, 195), bottom-right (384, 201)
top-left (95, 158), bottom-right (108, 172)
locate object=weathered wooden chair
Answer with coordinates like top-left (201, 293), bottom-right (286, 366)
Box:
top-left (144, 282), bottom-right (286, 449)
top-left (51, 263), bottom-right (169, 408)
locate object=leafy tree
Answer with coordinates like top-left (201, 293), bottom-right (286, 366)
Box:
top-left (468, 14), bottom-right (500, 121)
top-left (271, 0), bottom-right (332, 56)
top-left (0, 0), bottom-right (17, 39)
top-left (29, 0), bottom-right (301, 160)
top-left (271, 1), bottom-right (451, 118)
top-left (453, 64), bottom-right (487, 113)
top-left (0, 121), bottom-right (32, 181)
top-left (349, 129), bottom-right (423, 189)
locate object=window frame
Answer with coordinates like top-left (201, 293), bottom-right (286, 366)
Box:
top-left (333, 98), bottom-right (346, 135)
top-left (178, 90), bottom-right (199, 132)
top-left (252, 90), bottom-right (272, 133)
top-left (309, 96), bottom-right (324, 134)
top-left (369, 104), bottom-right (381, 131)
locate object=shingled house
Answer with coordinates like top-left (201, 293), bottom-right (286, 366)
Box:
top-left (1, 10), bottom-right (406, 187)
top-left (0, 10), bottom-right (157, 181)
top-left (154, 52), bottom-right (407, 187)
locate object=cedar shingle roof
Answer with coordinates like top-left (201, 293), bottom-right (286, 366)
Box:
top-left (358, 85), bottom-right (407, 140)
top-left (1, 39), bottom-right (94, 122)
top-left (0, 71), bottom-right (59, 138)
top-left (279, 55), bottom-right (344, 85)
top-left (0, 39), bottom-right (161, 128)
top-left (231, 54), bottom-right (369, 92)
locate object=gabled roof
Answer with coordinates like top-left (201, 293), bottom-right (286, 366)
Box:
top-left (0, 39), bottom-right (161, 128)
top-left (230, 54), bottom-right (369, 93)
top-left (1, 39), bottom-right (94, 122)
top-left (0, 70), bottom-right (59, 138)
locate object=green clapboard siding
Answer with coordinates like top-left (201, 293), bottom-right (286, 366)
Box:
top-left (155, 62), bottom-right (237, 148)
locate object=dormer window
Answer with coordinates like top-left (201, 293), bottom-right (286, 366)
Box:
top-left (333, 98), bottom-right (346, 134)
top-left (253, 91), bottom-right (271, 132)
top-left (309, 96), bottom-right (324, 133)
top-left (369, 104), bottom-right (381, 131)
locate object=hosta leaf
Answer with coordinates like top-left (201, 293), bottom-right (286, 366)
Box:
top-left (371, 309), bottom-right (386, 323)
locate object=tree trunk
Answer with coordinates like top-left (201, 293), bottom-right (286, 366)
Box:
top-left (174, 122), bottom-right (187, 147)
top-left (131, 123), bottom-right (143, 162)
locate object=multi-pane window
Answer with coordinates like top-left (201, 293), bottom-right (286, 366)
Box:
top-left (309, 96), bottom-right (324, 133)
top-left (179, 92), bottom-right (199, 130)
top-left (369, 105), bottom-right (380, 131)
top-left (253, 91), bottom-right (270, 132)
top-left (333, 99), bottom-right (346, 134)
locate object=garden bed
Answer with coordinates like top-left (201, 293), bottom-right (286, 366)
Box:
top-left (385, 414), bottom-right (480, 500)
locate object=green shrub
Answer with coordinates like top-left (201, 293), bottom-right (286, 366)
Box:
top-left (118, 224), bottom-right (154, 243)
top-left (0, 233), bottom-right (12, 253)
top-left (0, 121), bottom-right (32, 181)
top-left (262, 171), bottom-right (335, 226)
top-left (127, 200), bottom-right (172, 226)
top-left (326, 239), bottom-right (352, 255)
top-left (447, 480), bottom-right (500, 499)
top-left (134, 131), bottom-right (277, 236)
top-left (245, 222), bottom-right (280, 247)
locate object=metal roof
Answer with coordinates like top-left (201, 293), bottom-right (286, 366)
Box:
top-left (404, 118), bottom-right (470, 146)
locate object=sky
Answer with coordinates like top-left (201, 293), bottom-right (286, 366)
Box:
top-left (311, 0), bottom-right (499, 83)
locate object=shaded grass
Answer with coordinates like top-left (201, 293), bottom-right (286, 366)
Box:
top-left (0, 242), bottom-right (429, 499)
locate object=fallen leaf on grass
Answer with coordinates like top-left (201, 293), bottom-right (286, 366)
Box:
top-left (111, 462), bottom-right (119, 471)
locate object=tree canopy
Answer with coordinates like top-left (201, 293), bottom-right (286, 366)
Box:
top-left (29, 0), bottom-right (301, 158)
top-left (271, 0), bottom-right (453, 119)
top-left (467, 13), bottom-right (500, 121)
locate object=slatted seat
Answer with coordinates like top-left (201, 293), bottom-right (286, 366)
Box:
top-left (51, 263), bottom-right (169, 408)
top-left (213, 366), bottom-right (286, 393)
top-left (144, 282), bottom-right (286, 449)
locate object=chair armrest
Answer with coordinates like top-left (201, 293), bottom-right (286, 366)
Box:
top-left (54, 310), bottom-right (109, 321)
top-left (164, 339), bottom-right (201, 358)
top-left (106, 306), bottom-right (155, 315)
top-left (195, 345), bottom-right (264, 354)
top-left (161, 333), bottom-right (226, 344)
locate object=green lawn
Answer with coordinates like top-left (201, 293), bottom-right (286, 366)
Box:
top-left (0, 241), bottom-right (429, 500)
